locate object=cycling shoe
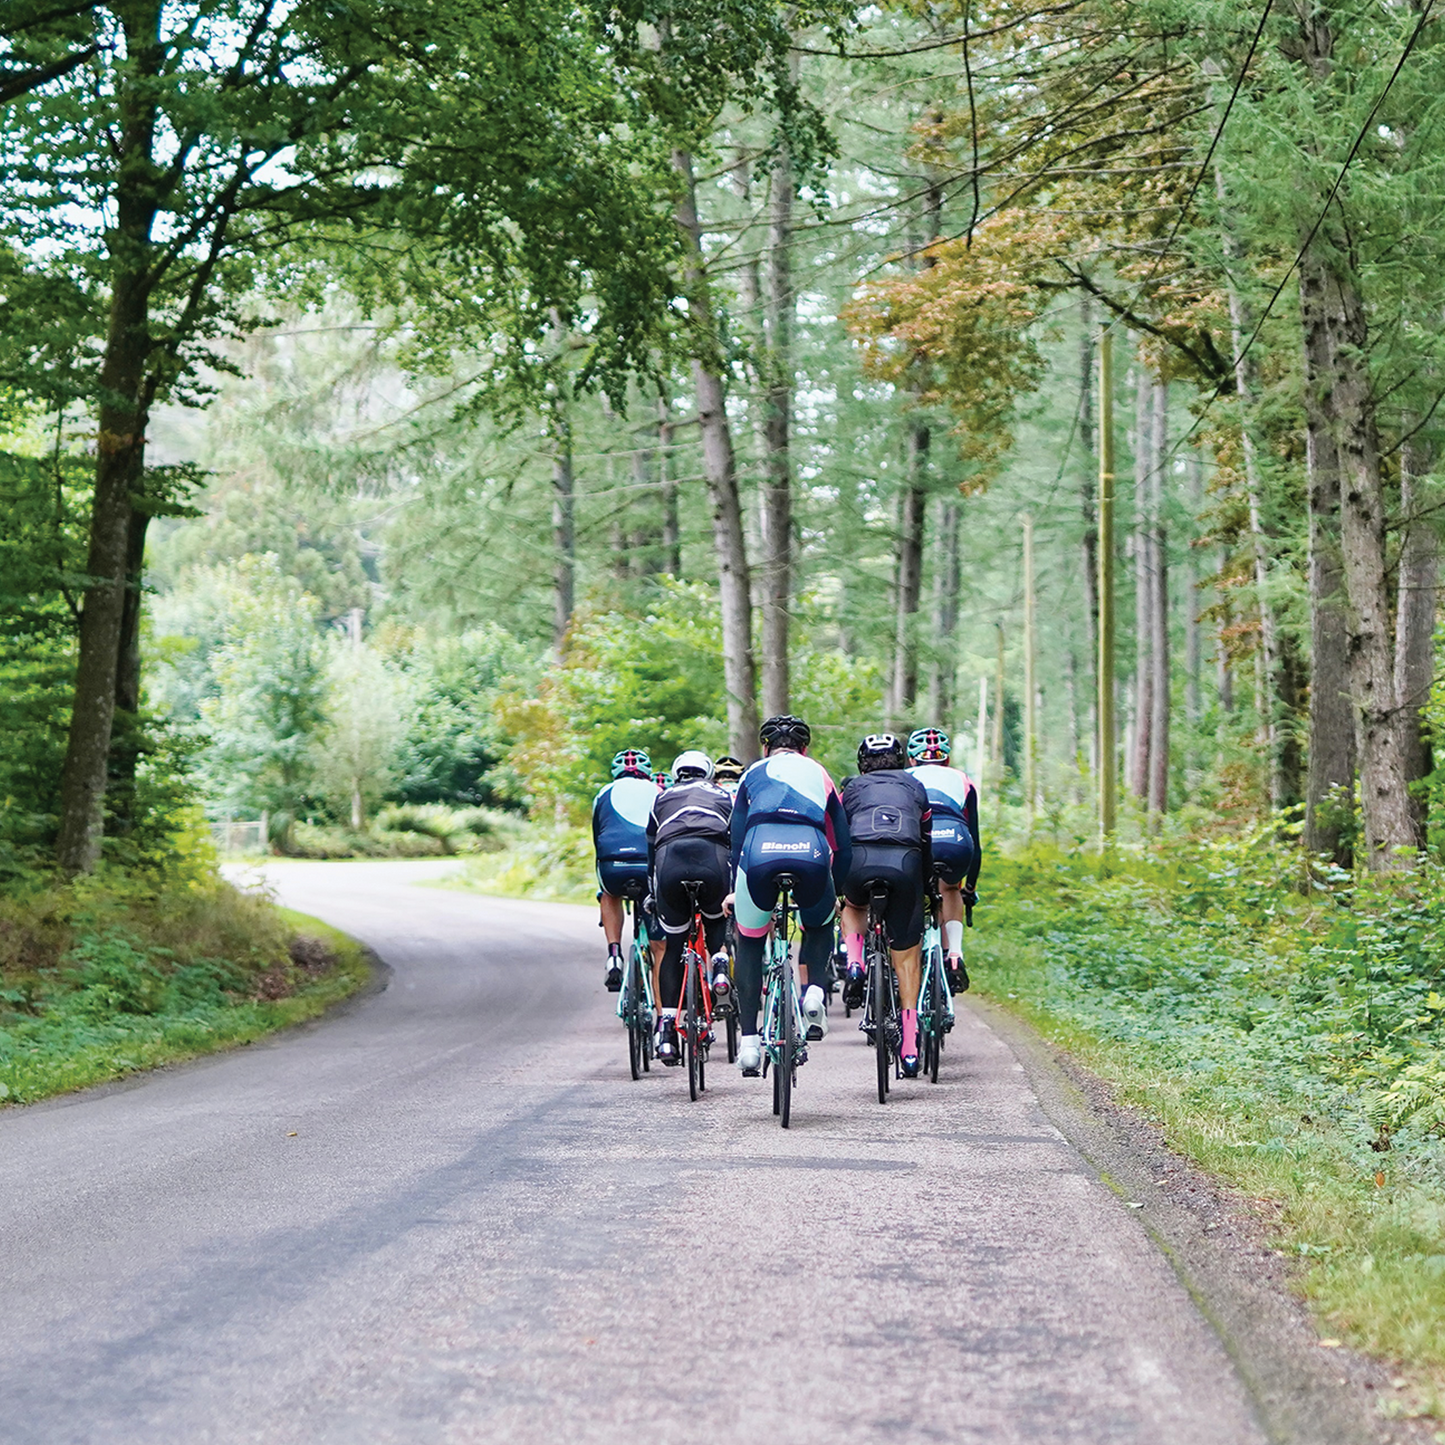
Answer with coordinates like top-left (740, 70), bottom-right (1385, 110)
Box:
top-left (605, 962), bottom-right (622, 992)
top-left (656, 1017), bottom-right (680, 1066)
top-left (737, 1034), bottom-right (763, 1076)
top-left (900, 1052), bottom-right (920, 1079)
top-left (802, 984), bottom-right (828, 1041)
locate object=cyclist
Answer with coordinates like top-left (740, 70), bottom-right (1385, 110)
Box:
top-left (593, 748), bottom-right (663, 991)
top-left (646, 750), bottom-right (733, 1064)
top-left (839, 733), bottom-right (933, 1078)
top-left (712, 755), bottom-right (745, 795)
top-left (907, 726), bottom-right (981, 993)
top-left (728, 714), bottom-right (851, 1076)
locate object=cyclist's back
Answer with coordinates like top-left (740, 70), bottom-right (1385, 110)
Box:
top-left (592, 748), bottom-right (658, 990)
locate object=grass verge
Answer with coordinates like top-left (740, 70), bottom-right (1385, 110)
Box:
top-left (973, 837), bottom-right (1445, 1414)
top-left (437, 824), bottom-right (597, 905)
top-left (0, 883), bottom-right (372, 1106)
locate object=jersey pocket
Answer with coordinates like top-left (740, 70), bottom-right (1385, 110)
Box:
top-left (869, 805), bottom-right (904, 836)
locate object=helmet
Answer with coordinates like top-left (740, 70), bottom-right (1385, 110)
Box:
top-left (610, 748), bottom-right (652, 779)
top-left (654, 771), bottom-right (672, 790)
top-left (672, 750), bottom-right (713, 783)
top-left (759, 714), bottom-right (811, 751)
top-left (907, 726), bottom-right (951, 763)
top-left (857, 733), bottom-right (905, 773)
top-left (712, 755), bottom-right (745, 785)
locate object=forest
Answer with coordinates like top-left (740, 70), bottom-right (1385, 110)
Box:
top-left (4, 0), bottom-right (1445, 1383)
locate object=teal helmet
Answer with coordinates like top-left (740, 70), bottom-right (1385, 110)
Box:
top-left (907, 727), bottom-right (951, 763)
top-left (611, 748), bottom-right (652, 779)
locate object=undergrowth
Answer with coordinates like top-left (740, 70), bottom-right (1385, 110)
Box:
top-left (973, 828), bottom-right (1445, 1391)
top-left (0, 858), bottom-right (369, 1104)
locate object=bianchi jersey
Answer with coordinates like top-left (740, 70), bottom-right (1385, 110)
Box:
top-left (910, 762), bottom-right (975, 818)
top-left (591, 776), bottom-right (656, 862)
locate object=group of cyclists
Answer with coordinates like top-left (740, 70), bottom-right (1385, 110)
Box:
top-left (591, 713), bottom-right (981, 1084)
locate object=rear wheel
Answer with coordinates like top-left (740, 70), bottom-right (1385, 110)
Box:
top-left (686, 955), bottom-right (702, 1101)
top-left (873, 936), bottom-right (890, 1105)
top-left (725, 1010), bottom-right (739, 1063)
top-left (779, 965), bottom-right (794, 1129)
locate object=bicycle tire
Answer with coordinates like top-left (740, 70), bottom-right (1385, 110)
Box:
top-left (726, 1010), bottom-right (739, 1063)
top-left (686, 954), bottom-right (701, 1101)
top-left (623, 952), bottom-right (642, 1081)
top-left (780, 956), bottom-right (794, 1129)
top-left (873, 932), bottom-right (890, 1105)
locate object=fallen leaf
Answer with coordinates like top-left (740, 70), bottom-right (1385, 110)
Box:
top-left (287, 1131), bottom-right (297, 1138)
top-left (1375, 1171), bottom-right (1386, 1187)
top-left (1319, 1339), bottom-right (1342, 1349)
top-left (1127, 1202), bottom-right (1144, 1209)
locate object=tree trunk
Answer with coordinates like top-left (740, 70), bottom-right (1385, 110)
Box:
top-left (1316, 257), bottom-right (1415, 864)
top-left (1184, 450), bottom-right (1202, 735)
top-left (55, 1), bottom-right (162, 873)
top-left (658, 396), bottom-right (680, 577)
top-left (891, 448), bottom-right (927, 721)
top-left (1148, 378), bottom-right (1170, 819)
top-left (1023, 512), bottom-right (1038, 818)
top-left (927, 497), bottom-right (961, 721)
top-left (1396, 435), bottom-right (1439, 848)
top-left (673, 147), bottom-right (758, 757)
top-left (1299, 255), bottom-right (1356, 862)
top-left (1078, 300), bottom-right (1099, 772)
top-left (760, 142), bottom-right (794, 719)
top-left (551, 410), bottom-right (575, 653)
top-left (105, 503), bottom-right (151, 837)
top-left (1130, 364), bottom-right (1153, 801)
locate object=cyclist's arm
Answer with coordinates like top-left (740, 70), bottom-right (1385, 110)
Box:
top-left (919, 802), bottom-right (934, 886)
top-left (826, 786), bottom-right (851, 893)
top-left (964, 784), bottom-right (981, 891)
top-left (729, 776), bottom-right (751, 882)
top-left (591, 793), bottom-right (604, 857)
top-left (646, 804), bottom-right (659, 872)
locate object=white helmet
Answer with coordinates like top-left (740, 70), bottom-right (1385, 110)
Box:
top-left (672, 750), bottom-right (713, 783)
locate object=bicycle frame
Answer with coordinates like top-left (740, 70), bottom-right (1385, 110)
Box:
top-left (759, 875), bottom-right (807, 1127)
top-left (861, 883), bottom-right (901, 1101)
top-left (916, 884), bottom-right (954, 1083)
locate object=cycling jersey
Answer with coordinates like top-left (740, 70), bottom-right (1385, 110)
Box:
top-left (647, 779), bottom-right (733, 856)
top-left (729, 751), bottom-right (851, 936)
top-left (648, 780), bottom-right (733, 937)
top-left (909, 762), bottom-right (981, 888)
top-left (593, 773), bottom-right (656, 899)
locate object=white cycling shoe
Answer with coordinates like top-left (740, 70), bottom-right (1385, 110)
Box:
top-left (737, 1034), bottom-right (763, 1076)
top-left (802, 984), bottom-right (828, 1041)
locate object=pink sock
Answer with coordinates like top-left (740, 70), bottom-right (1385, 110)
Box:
top-left (901, 1009), bottom-right (918, 1058)
top-left (846, 933), bottom-right (864, 970)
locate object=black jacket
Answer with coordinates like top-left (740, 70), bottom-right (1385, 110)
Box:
top-left (840, 769), bottom-right (933, 880)
top-left (647, 780), bottom-right (733, 867)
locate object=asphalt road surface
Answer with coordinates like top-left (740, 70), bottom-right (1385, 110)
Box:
top-left (2, 860), bottom-right (1275, 1444)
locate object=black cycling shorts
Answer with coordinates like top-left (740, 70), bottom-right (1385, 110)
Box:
top-left (929, 816), bottom-right (976, 886)
top-left (652, 837), bottom-right (730, 936)
top-left (597, 858), bottom-right (649, 901)
top-left (843, 843), bottom-right (925, 950)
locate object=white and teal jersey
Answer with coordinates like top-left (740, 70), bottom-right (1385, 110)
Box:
top-left (591, 775), bottom-right (656, 861)
top-left (909, 762), bottom-right (975, 818)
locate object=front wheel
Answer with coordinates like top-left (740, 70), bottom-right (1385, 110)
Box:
top-left (779, 973), bottom-right (795, 1129)
top-left (872, 943), bottom-right (890, 1105)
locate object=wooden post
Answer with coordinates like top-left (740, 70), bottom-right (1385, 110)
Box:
top-left (1098, 327), bottom-right (1117, 842)
top-left (993, 622), bottom-right (1006, 774)
top-left (1023, 513), bottom-right (1037, 823)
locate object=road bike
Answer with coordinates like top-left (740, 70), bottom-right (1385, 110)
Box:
top-left (916, 882), bottom-right (955, 1085)
top-left (861, 881), bottom-right (901, 1104)
top-left (759, 873), bottom-right (808, 1128)
top-left (676, 881), bottom-right (717, 1101)
top-left (617, 894), bottom-right (655, 1080)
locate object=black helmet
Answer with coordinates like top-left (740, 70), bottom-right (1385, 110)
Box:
top-left (857, 732), bottom-right (905, 773)
top-left (713, 755), bottom-right (745, 785)
top-left (759, 714), bottom-right (811, 751)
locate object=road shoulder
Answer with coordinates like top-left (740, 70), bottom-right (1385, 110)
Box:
top-left (974, 995), bottom-right (1433, 1445)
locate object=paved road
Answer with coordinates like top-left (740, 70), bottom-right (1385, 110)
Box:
top-left (1, 860), bottom-right (1269, 1444)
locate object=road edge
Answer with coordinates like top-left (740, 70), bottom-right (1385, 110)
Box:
top-left (970, 993), bottom-right (1416, 1445)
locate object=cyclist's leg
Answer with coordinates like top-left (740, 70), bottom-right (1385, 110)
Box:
top-left (932, 827), bottom-right (974, 988)
top-left (597, 862), bottom-right (633, 989)
top-left (731, 859), bottom-right (774, 1036)
top-left (839, 846), bottom-right (879, 1003)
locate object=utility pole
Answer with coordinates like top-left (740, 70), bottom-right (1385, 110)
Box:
top-left (1023, 513), bottom-right (1037, 824)
top-left (1098, 326), bottom-right (1117, 843)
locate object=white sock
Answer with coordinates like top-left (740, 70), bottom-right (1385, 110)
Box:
top-left (944, 921), bottom-right (963, 955)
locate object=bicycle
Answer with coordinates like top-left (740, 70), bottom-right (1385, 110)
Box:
top-left (617, 895), bottom-right (655, 1080)
top-left (916, 882), bottom-right (955, 1085)
top-left (676, 881), bottom-right (717, 1101)
top-left (860, 881), bottom-right (901, 1104)
top-left (759, 873), bottom-right (808, 1128)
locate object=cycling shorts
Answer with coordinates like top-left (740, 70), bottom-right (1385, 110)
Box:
top-left (653, 837), bottom-right (730, 936)
top-left (734, 823), bottom-right (836, 938)
top-left (929, 816), bottom-right (976, 886)
top-left (597, 858), bottom-right (649, 901)
top-left (843, 843), bottom-right (925, 950)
